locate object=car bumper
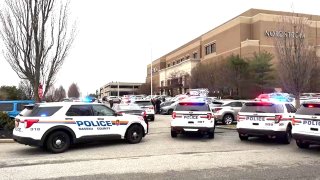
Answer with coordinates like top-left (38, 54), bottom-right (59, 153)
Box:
top-left (13, 135), bottom-right (42, 147)
top-left (292, 133), bottom-right (320, 144)
top-left (237, 128), bottom-right (286, 137)
top-left (171, 126), bottom-right (215, 133)
top-left (160, 109), bottom-right (168, 114)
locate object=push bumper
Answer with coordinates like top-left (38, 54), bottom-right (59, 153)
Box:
top-left (293, 133), bottom-right (320, 144)
top-left (237, 128), bottom-right (286, 137)
top-left (13, 135), bottom-right (42, 147)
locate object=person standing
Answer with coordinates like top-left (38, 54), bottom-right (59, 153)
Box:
top-left (155, 98), bottom-right (161, 114)
top-left (109, 99), bottom-right (114, 108)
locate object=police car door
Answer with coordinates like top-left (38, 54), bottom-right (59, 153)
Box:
top-left (92, 104), bottom-right (118, 136)
top-left (65, 104), bottom-right (96, 137)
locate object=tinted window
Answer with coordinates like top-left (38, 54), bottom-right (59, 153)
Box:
top-left (92, 105), bottom-right (115, 116)
top-left (23, 106), bottom-right (62, 117)
top-left (66, 105), bottom-right (93, 116)
top-left (296, 104), bottom-right (320, 115)
top-left (134, 101), bottom-right (152, 106)
top-left (17, 103), bottom-right (30, 111)
top-left (241, 103), bottom-right (283, 113)
top-left (285, 104), bottom-right (296, 113)
top-left (175, 103), bottom-right (210, 111)
top-left (234, 102), bottom-right (243, 107)
top-left (0, 103), bottom-right (13, 111)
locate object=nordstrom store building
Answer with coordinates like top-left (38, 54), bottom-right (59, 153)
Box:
top-left (146, 9), bottom-right (320, 96)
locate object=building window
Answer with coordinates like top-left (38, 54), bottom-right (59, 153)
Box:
top-left (205, 42), bottom-right (216, 55)
top-left (173, 62), bottom-right (175, 65)
top-left (161, 81), bottom-right (164, 87)
top-left (193, 52), bottom-right (198, 59)
top-left (185, 55), bottom-right (190, 60)
top-left (168, 63), bottom-right (170, 67)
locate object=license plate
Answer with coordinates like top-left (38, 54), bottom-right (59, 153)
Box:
top-left (184, 115), bottom-right (198, 119)
top-left (246, 116), bottom-right (265, 121)
top-left (265, 123), bottom-right (273, 126)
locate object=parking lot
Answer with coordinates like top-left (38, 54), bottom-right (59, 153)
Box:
top-left (0, 115), bottom-right (320, 180)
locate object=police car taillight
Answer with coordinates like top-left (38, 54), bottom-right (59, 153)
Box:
top-left (237, 115), bottom-right (245, 122)
top-left (25, 119), bottom-right (39, 128)
top-left (141, 111), bottom-right (146, 118)
top-left (172, 112), bottom-right (176, 119)
top-left (207, 113), bottom-right (212, 120)
top-left (274, 115), bottom-right (282, 123)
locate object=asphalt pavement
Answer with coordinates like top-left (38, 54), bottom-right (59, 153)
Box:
top-left (0, 115), bottom-right (319, 180)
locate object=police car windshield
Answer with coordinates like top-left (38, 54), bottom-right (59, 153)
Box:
top-left (241, 102), bottom-right (283, 113)
top-left (118, 104), bottom-right (141, 110)
top-left (296, 104), bottom-right (320, 115)
top-left (175, 102), bottom-right (209, 111)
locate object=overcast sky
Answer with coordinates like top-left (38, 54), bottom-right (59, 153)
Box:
top-left (0, 0), bottom-right (320, 96)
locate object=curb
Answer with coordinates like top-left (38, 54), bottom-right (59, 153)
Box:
top-left (216, 126), bottom-right (237, 130)
top-left (0, 139), bottom-right (14, 143)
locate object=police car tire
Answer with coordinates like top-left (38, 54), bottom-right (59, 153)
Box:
top-left (296, 140), bottom-right (309, 149)
top-left (239, 134), bottom-right (248, 141)
top-left (126, 124), bottom-right (143, 144)
top-left (171, 130), bottom-right (177, 138)
top-left (46, 131), bottom-right (71, 153)
top-left (281, 126), bottom-right (292, 144)
top-left (150, 116), bottom-right (155, 121)
top-left (208, 131), bottom-right (214, 139)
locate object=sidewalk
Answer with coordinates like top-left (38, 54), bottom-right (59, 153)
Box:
top-left (216, 124), bottom-right (237, 130)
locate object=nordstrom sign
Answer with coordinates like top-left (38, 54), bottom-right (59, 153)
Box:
top-left (265, 30), bottom-right (305, 39)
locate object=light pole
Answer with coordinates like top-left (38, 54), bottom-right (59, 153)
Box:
top-left (150, 48), bottom-right (153, 99)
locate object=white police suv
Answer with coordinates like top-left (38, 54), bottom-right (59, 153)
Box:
top-left (13, 102), bottom-right (148, 153)
top-left (292, 101), bottom-right (320, 148)
top-left (170, 98), bottom-right (215, 138)
top-left (237, 101), bottom-right (296, 144)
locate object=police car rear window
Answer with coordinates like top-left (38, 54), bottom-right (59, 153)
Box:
top-left (134, 101), bottom-right (152, 106)
top-left (241, 102), bottom-right (283, 113)
top-left (23, 106), bottom-right (62, 117)
top-left (175, 103), bottom-right (210, 111)
top-left (296, 104), bottom-right (320, 115)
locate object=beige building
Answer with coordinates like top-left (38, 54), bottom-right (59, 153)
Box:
top-left (146, 8), bottom-right (320, 96)
top-left (99, 82), bottom-right (143, 98)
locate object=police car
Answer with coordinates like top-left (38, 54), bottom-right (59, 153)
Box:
top-left (292, 101), bottom-right (320, 148)
top-left (237, 101), bottom-right (296, 144)
top-left (13, 102), bottom-right (148, 153)
top-left (170, 98), bottom-right (215, 138)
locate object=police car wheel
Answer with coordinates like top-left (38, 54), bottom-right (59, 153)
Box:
top-left (126, 125), bottom-right (143, 144)
top-left (223, 114), bottom-right (233, 125)
top-left (208, 132), bottom-right (214, 139)
top-left (281, 126), bottom-right (292, 144)
top-left (296, 140), bottom-right (309, 149)
top-left (239, 134), bottom-right (248, 141)
top-left (171, 130), bottom-right (177, 138)
top-left (46, 131), bottom-right (71, 153)
top-left (150, 116), bottom-right (155, 121)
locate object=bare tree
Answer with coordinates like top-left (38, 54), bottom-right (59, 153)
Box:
top-left (18, 79), bottom-right (34, 99)
top-left (53, 85), bottom-right (66, 101)
top-left (45, 86), bottom-right (55, 102)
top-left (68, 83), bottom-right (80, 98)
top-left (0, 0), bottom-right (76, 102)
top-left (274, 15), bottom-right (318, 107)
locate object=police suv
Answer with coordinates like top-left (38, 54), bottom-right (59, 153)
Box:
top-left (170, 98), bottom-right (215, 138)
top-left (237, 101), bottom-right (296, 144)
top-left (13, 102), bottom-right (148, 153)
top-left (292, 101), bottom-right (320, 148)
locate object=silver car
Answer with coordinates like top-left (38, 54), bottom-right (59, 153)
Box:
top-left (212, 100), bottom-right (246, 125)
